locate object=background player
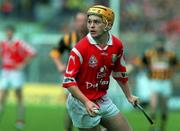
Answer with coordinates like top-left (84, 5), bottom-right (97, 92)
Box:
top-left (50, 12), bottom-right (88, 131)
top-left (0, 25), bottom-right (36, 129)
top-left (142, 39), bottom-right (178, 131)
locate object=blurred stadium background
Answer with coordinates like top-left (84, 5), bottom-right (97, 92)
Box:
top-left (0, 0), bottom-right (179, 131)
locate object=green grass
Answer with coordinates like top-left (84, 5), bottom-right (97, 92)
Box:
top-left (0, 104), bottom-right (179, 131)
top-left (125, 111), bottom-right (180, 131)
top-left (0, 104), bottom-right (67, 131)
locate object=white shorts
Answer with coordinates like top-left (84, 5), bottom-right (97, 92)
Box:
top-left (149, 80), bottom-right (172, 97)
top-left (135, 72), bottom-right (151, 102)
top-left (67, 94), bottom-right (119, 128)
top-left (0, 69), bottom-right (24, 89)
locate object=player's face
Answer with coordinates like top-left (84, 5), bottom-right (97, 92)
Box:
top-left (6, 29), bottom-right (14, 39)
top-left (87, 15), bottom-right (106, 38)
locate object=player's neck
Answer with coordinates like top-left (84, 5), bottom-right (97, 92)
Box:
top-left (94, 32), bottom-right (109, 46)
top-left (7, 36), bottom-right (14, 43)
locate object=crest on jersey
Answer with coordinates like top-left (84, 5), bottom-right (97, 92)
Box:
top-left (97, 66), bottom-right (107, 78)
top-left (112, 54), bottom-right (118, 64)
top-left (88, 55), bottom-right (98, 67)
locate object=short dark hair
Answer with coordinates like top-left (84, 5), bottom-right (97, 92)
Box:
top-left (5, 25), bottom-right (16, 32)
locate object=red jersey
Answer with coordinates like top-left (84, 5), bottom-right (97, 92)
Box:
top-left (63, 33), bottom-right (128, 101)
top-left (0, 38), bottom-right (36, 70)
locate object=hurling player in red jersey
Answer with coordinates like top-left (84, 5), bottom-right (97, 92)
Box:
top-left (0, 25), bottom-right (36, 129)
top-left (62, 5), bottom-right (138, 131)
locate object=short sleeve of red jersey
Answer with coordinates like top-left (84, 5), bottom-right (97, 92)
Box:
top-left (62, 47), bottom-right (82, 88)
top-left (20, 41), bottom-right (36, 57)
top-left (112, 49), bottom-right (128, 83)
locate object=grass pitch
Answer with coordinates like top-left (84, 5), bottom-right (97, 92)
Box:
top-left (0, 84), bottom-right (179, 131)
top-left (0, 104), bottom-right (179, 131)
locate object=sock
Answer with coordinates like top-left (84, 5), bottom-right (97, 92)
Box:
top-left (17, 103), bottom-right (25, 122)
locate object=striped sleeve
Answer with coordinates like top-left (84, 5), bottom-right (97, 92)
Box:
top-left (112, 49), bottom-right (128, 83)
top-left (62, 47), bottom-right (82, 88)
top-left (20, 40), bottom-right (36, 56)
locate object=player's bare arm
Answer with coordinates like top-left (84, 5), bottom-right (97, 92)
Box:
top-left (15, 53), bottom-right (36, 70)
top-left (117, 81), bottom-right (138, 106)
top-left (50, 49), bottom-right (66, 73)
top-left (52, 56), bottom-right (66, 73)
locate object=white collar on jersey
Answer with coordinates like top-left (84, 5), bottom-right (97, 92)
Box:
top-left (5, 37), bottom-right (17, 43)
top-left (87, 32), bottom-right (113, 46)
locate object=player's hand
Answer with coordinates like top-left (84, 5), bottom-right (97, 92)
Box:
top-left (15, 63), bottom-right (26, 70)
top-left (128, 95), bottom-right (139, 107)
top-left (57, 64), bottom-right (66, 73)
top-left (84, 100), bottom-right (100, 117)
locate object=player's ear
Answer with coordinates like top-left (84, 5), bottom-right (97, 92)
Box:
top-left (104, 24), bottom-right (112, 31)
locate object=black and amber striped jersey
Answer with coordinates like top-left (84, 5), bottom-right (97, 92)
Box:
top-left (50, 31), bottom-right (80, 58)
top-left (142, 49), bottom-right (178, 80)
